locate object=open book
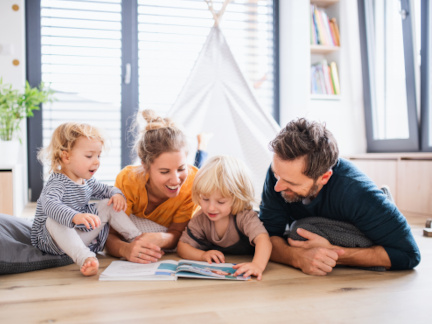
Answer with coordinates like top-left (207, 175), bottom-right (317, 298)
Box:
top-left (99, 260), bottom-right (250, 281)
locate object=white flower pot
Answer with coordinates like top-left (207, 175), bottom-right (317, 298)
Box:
top-left (0, 140), bottom-right (21, 167)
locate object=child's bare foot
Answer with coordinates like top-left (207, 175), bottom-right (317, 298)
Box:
top-left (80, 257), bottom-right (99, 276)
top-left (197, 133), bottom-right (213, 151)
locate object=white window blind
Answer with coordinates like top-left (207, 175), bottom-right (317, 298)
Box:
top-left (40, 0), bottom-right (122, 183)
top-left (137, 0), bottom-right (275, 116)
top-left (38, 0), bottom-right (275, 185)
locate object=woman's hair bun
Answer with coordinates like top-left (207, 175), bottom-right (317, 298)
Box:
top-left (141, 109), bottom-right (175, 131)
top-left (134, 109), bottom-right (188, 168)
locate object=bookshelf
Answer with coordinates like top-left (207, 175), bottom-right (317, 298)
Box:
top-left (280, 0), bottom-right (365, 154)
top-left (310, 0), bottom-right (341, 99)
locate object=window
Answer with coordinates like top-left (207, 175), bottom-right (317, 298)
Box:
top-left (26, 0), bottom-right (278, 201)
top-left (358, 0), bottom-right (419, 152)
top-left (137, 0), bottom-right (276, 116)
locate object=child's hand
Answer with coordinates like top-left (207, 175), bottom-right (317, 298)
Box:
top-left (232, 262), bottom-right (265, 280)
top-left (72, 213), bottom-right (101, 230)
top-left (108, 194), bottom-right (127, 212)
top-left (201, 250), bottom-right (225, 264)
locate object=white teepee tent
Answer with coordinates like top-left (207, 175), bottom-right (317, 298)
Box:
top-left (168, 1), bottom-right (280, 202)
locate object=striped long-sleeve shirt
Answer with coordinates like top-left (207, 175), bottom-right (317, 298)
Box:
top-left (31, 172), bottom-right (122, 255)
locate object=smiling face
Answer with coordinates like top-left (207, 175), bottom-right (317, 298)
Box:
top-left (146, 150), bottom-right (189, 200)
top-left (61, 136), bottom-right (102, 184)
top-left (199, 190), bottom-right (233, 223)
top-left (271, 154), bottom-right (331, 203)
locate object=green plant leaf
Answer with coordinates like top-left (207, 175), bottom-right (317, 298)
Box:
top-left (0, 79), bottom-right (55, 141)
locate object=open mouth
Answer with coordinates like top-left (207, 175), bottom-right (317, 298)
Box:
top-left (166, 185), bottom-right (180, 192)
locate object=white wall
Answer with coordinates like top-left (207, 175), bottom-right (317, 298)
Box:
top-left (0, 1), bottom-right (25, 87)
top-left (279, 0), bottom-right (367, 155)
top-left (0, 0), bottom-right (27, 206)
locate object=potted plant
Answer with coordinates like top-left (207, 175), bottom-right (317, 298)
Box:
top-left (0, 79), bottom-right (55, 165)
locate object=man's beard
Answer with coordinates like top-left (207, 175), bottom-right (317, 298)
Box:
top-left (281, 182), bottom-right (319, 203)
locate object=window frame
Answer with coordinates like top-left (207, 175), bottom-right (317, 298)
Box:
top-left (121, 0), bottom-right (139, 166)
top-left (26, 0), bottom-right (43, 202)
top-left (273, 0), bottom-right (280, 124)
top-left (421, 0), bottom-right (432, 151)
top-left (358, 0), bottom-right (420, 152)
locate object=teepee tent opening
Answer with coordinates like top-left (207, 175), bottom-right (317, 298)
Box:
top-left (168, 0), bottom-right (280, 202)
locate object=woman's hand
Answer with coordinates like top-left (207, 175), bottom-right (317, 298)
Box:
top-left (201, 250), bottom-right (225, 264)
top-left (121, 233), bottom-right (165, 264)
top-left (108, 194), bottom-right (127, 212)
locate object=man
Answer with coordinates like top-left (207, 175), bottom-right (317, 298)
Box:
top-left (259, 118), bottom-right (420, 276)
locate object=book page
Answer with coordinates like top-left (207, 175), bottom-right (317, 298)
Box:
top-left (99, 260), bottom-right (178, 281)
top-left (176, 260), bottom-right (250, 280)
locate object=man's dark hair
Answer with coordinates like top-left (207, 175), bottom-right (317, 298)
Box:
top-left (269, 118), bottom-right (339, 179)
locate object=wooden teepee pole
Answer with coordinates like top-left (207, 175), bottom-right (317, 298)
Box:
top-left (205, 0), bottom-right (231, 27)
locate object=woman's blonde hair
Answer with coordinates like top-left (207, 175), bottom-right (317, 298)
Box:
top-left (192, 155), bottom-right (255, 215)
top-left (134, 109), bottom-right (188, 169)
top-left (37, 122), bottom-right (105, 174)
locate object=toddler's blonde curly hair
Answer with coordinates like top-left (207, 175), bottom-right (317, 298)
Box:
top-left (38, 122), bottom-right (105, 174)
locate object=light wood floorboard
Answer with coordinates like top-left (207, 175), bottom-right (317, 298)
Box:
top-left (1, 209), bottom-right (431, 323)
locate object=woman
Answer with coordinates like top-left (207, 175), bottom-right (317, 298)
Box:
top-left (105, 110), bottom-right (201, 263)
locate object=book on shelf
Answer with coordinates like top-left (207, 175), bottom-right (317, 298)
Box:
top-left (310, 5), bottom-right (317, 45)
top-left (327, 18), bottom-right (337, 46)
top-left (313, 5), bottom-right (329, 45)
top-left (99, 259), bottom-right (251, 281)
top-left (330, 18), bottom-right (340, 46)
top-left (322, 59), bottom-right (334, 94)
top-left (310, 5), bottom-right (340, 47)
top-left (330, 61), bottom-right (341, 95)
top-left (320, 10), bottom-right (333, 46)
top-left (310, 66), bottom-right (319, 93)
top-left (311, 64), bottom-right (325, 94)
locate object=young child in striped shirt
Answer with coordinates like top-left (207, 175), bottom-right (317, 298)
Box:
top-left (31, 122), bottom-right (143, 276)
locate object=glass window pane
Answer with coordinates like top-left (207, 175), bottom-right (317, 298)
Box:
top-left (40, 0), bottom-right (122, 184)
top-left (368, 0), bottom-right (409, 140)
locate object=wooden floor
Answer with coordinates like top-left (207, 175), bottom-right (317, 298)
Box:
top-left (1, 212), bottom-right (431, 323)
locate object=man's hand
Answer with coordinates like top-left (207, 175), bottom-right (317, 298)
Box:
top-left (294, 246), bottom-right (344, 276)
top-left (288, 228), bottom-right (333, 249)
top-left (287, 228), bottom-right (345, 275)
top-left (108, 194), bottom-right (127, 212)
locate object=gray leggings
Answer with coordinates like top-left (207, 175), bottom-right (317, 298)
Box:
top-left (46, 199), bottom-right (141, 267)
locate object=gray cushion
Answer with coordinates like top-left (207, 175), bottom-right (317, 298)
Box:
top-left (288, 217), bottom-right (385, 271)
top-left (0, 213), bottom-right (73, 275)
top-left (288, 217), bottom-right (374, 247)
